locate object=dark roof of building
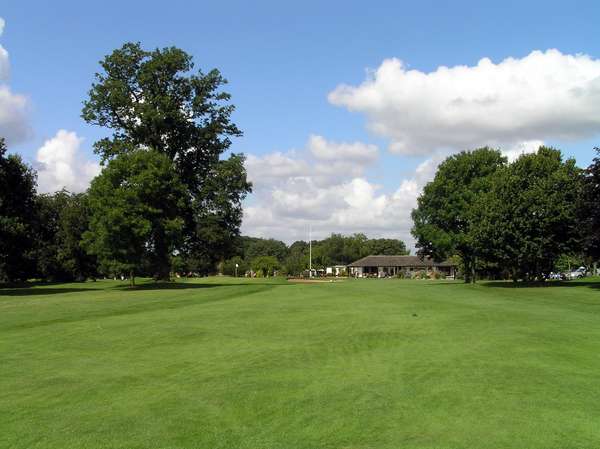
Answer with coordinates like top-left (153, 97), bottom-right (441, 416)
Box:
top-left (347, 255), bottom-right (455, 268)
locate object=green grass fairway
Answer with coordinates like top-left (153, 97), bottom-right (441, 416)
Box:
top-left (1, 277), bottom-right (599, 449)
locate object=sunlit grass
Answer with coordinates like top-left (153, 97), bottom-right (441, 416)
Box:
top-left (1, 277), bottom-right (599, 449)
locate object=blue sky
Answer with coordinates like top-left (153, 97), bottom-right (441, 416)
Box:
top-left (2, 0), bottom-right (600, 245)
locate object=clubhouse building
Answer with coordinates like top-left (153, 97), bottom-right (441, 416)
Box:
top-left (348, 255), bottom-right (457, 278)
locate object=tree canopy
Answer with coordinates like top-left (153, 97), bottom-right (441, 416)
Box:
top-left (582, 147), bottom-right (600, 260)
top-left (476, 147), bottom-right (583, 280)
top-left (83, 150), bottom-right (187, 284)
top-left (82, 42), bottom-right (251, 275)
top-left (412, 148), bottom-right (507, 282)
top-left (0, 138), bottom-right (37, 282)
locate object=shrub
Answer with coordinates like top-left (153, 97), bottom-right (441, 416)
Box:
top-left (251, 256), bottom-right (280, 277)
top-left (412, 270), bottom-right (428, 279)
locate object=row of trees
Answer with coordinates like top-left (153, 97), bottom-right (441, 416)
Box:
top-left (0, 149), bottom-right (409, 283)
top-left (1, 144), bottom-right (94, 282)
top-left (220, 234), bottom-right (409, 277)
top-left (412, 146), bottom-right (599, 282)
top-left (1, 42), bottom-right (252, 285)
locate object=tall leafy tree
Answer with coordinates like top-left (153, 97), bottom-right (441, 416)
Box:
top-left (476, 147), bottom-right (583, 281)
top-left (56, 193), bottom-right (98, 281)
top-left (0, 138), bottom-right (37, 282)
top-left (364, 238), bottom-right (409, 256)
top-left (582, 147), bottom-right (600, 262)
top-left (83, 150), bottom-right (188, 284)
top-left (241, 237), bottom-right (288, 263)
top-left (412, 148), bottom-right (507, 282)
top-left (251, 256), bottom-right (280, 277)
top-left (33, 191), bottom-right (72, 281)
top-left (30, 191), bottom-right (98, 282)
top-left (82, 42), bottom-right (251, 272)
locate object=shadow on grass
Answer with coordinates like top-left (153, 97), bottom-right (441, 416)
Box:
top-left (480, 280), bottom-right (600, 290)
top-left (0, 287), bottom-right (104, 297)
top-left (1, 279), bottom-right (290, 296)
top-left (115, 279), bottom-right (292, 291)
top-left (0, 280), bottom-right (105, 297)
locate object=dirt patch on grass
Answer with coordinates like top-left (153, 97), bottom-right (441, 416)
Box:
top-left (287, 278), bottom-right (347, 284)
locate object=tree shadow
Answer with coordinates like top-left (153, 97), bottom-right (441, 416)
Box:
top-left (116, 280), bottom-right (290, 291)
top-left (0, 278), bottom-right (290, 297)
top-left (0, 287), bottom-right (102, 297)
top-left (0, 280), bottom-right (105, 297)
top-left (480, 280), bottom-right (600, 290)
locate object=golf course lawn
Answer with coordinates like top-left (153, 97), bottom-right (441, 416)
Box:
top-left (1, 277), bottom-right (599, 449)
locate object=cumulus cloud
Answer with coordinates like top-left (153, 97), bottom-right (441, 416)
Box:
top-left (0, 18), bottom-right (8, 81)
top-left (242, 136), bottom-right (441, 246)
top-left (36, 130), bottom-right (101, 193)
top-left (502, 140), bottom-right (545, 162)
top-left (0, 18), bottom-right (30, 144)
top-left (246, 151), bottom-right (309, 184)
top-left (0, 86), bottom-right (29, 143)
top-left (246, 135), bottom-right (380, 189)
top-left (242, 172), bottom-right (428, 245)
top-left (308, 134), bottom-right (378, 162)
top-left (329, 49), bottom-right (600, 155)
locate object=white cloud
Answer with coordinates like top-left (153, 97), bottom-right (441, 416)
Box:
top-left (246, 135), bottom-right (380, 192)
top-left (329, 49), bottom-right (600, 155)
top-left (0, 45), bottom-right (8, 81)
top-left (36, 130), bottom-right (101, 194)
top-left (0, 85), bottom-right (29, 143)
top-left (242, 137), bottom-right (441, 247)
top-left (502, 140), bottom-right (544, 162)
top-left (308, 134), bottom-right (378, 162)
top-left (245, 151), bottom-right (309, 184)
top-left (0, 18), bottom-right (30, 144)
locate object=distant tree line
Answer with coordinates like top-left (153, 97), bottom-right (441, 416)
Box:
top-left (412, 146), bottom-right (600, 282)
top-left (221, 234), bottom-right (409, 277)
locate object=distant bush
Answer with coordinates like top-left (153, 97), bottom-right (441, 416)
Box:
top-left (251, 256), bottom-right (280, 277)
top-left (222, 256), bottom-right (247, 276)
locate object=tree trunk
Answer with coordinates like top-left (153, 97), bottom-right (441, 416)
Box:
top-left (463, 257), bottom-right (476, 283)
top-left (153, 229), bottom-right (171, 281)
top-left (464, 261), bottom-right (471, 284)
top-left (130, 270), bottom-right (135, 287)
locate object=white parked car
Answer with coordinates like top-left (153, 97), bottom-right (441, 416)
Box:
top-left (566, 267), bottom-right (586, 280)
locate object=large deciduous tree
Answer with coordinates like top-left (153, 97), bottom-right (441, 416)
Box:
top-left (476, 147), bottom-right (583, 281)
top-left (83, 150), bottom-right (188, 284)
top-left (251, 256), bottom-right (280, 277)
top-left (364, 238), bottom-right (409, 256)
top-left (0, 138), bottom-right (37, 282)
top-left (582, 147), bottom-right (600, 262)
top-left (56, 192), bottom-right (98, 281)
top-left (33, 191), bottom-right (73, 281)
top-left (82, 42), bottom-right (251, 274)
top-left (411, 148), bottom-right (507, 282)
top-left (241, 237), bottom-right (289, 263)
top-left (29, 190), bottom-right (98, 282)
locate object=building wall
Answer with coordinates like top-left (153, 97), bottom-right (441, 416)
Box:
top-left (350, 265), bottom-right (455, 278)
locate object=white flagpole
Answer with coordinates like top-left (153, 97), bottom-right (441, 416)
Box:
top-left (309, 224), bottom-right (312, 278)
